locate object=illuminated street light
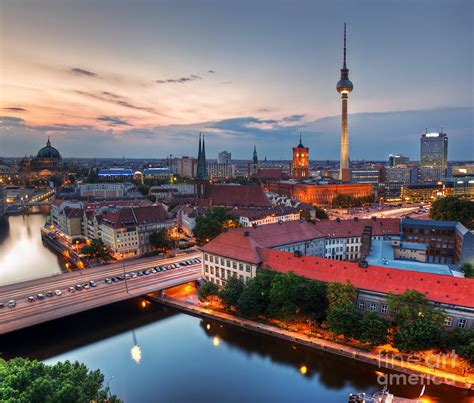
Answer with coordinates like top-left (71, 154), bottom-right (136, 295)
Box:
top-left (212, 336), bottom-right (220, 347)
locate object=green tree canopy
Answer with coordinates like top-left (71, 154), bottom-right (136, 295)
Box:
top-left (460, 263), bottom-right (474, 278)
top-left (267, 272), bottom-right (303, 320)
top-left (0, 358), bottom-right (121, 402)
top-left (299, 209), bottom-right (312, 222)
top-left (326, 302), bottom-right (361, 338)
top-left (198, 282), bottom-right (219, 303)
top-left (218, 276), bottom-right (244, 309)
top-left (237, 269), bottom-right (276, 317)
top-left (80, 239), bottom-right (112, 260)
top-left (445, 328), bottom-right (474, 364)
top-left (393, 314), bottom-right (444, 352)
top-left (193, 207), bottom-right (240, 241)
top-left (315, 207), bottom-right (329, 220)
top-left (332, 194), bottom-right (375, 208)
top-left (387, 290), bottom-right (441, 327)
top-left (327, 280), bottom-right (357, 308)
top-left (297, 279), bottom-right (328, 323)
top-left (149, 228), bottom-right (174, 251)
top-left (357, 311), bottom-right (390, 346)
top-left (429, 196), bottom-right (474, 229)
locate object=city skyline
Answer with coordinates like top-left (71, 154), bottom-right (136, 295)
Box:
top-left (1, 0), bottom-right (473, 160)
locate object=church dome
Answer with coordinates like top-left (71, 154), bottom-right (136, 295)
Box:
top-left (37, 138), bottom-right (61, 160)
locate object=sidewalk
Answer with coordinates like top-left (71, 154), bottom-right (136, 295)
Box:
top-left (149, 293), bottom-right (473, 391)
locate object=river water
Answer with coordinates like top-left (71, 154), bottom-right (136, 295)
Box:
top-left (0, 213), bottom-right (471, 402)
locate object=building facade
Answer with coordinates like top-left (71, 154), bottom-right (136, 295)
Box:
top-left (217, 151), bottom-right (232, 164)
top-left (292, 135), bottom-right (309, 181)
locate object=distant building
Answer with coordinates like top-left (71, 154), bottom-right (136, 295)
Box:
top-left (207, 162), bottom-right (236, 180)
top-left (143, 167), bottom-right (173, 181)
top-left (388, 154), bottom-right (410, 167)
top-left (175, 156), bottom-right (197, 179)
top-left (266, 181), bottom-right (372, 207)
top-left (0, 184), bottom-right (7, 216)
top-left (100, 205), bottom-right (174, 259)
top-left (97, 168), bottom-right (133, 181)
top-left (217, 151), bottom-right (232, 164)
top-left (76, 182), bottom-right (137, 198)
top-left (248, 146), bottom-right (259, 176)
top-left (292, 135), bottom-right (309, 181)
top-left (232, 206), bottom-right (300, 227)
top-left (401, 182), bottom-right (448, 203)
top-left (419, 132), bottom-right (448, 182)
top-left (349, 168), bottom-right (381, 184)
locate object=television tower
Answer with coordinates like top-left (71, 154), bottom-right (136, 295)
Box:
top-left (336, 23), bottom-right (353, 181)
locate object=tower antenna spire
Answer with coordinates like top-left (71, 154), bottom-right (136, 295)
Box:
top-left (343, 22), bottom-right (347, 68)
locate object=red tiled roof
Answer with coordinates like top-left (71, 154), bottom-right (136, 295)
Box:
top-left (102, 204), bottom-right (170, 228)
top-left (257, 168), bottom-right (287, 180)
top-left (315, 218), bottom-right (400, 238)
top-left (259, 249), bottom-right (474, 308)
top-left (233, 220), bottom-right (324, 247)
top-left (64, 207), bottom-right (83, 218)
top-left (201, 231), bottom-right (263, 264)
top-left (198, 184), bottom-right (271, 208)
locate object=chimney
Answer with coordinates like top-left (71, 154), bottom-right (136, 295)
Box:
top-left (294, 250), bottom-right (302, 257)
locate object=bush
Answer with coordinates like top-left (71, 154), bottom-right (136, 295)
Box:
top-left (326, 302), bottom-right (361, 337)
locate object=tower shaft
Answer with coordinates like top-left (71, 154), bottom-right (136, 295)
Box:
top-left (340, 94), bottom-right (349, 179)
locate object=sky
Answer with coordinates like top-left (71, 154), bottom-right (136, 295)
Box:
top-left (0, 0), bottom-right (473, 160)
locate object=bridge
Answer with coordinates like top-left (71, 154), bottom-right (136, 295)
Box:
top-left (0, 252), bottom-right (202, 335)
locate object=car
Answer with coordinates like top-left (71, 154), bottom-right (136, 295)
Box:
top-left (105, 278), bottom-right (112, 284)
top-left (68, 287), bottom-right (75, 293)
top-left (27, 296), bottom-right (35, 302)
top-left (89, 280), bottom-right (97, 287)
top-left (112, 277), bottom-right (119, 282)
top-left (144, 270), bottom-right (150, 275)
top-left (150, 268), bottom-right (157, 273)
top-left (137, 271), bottom-right (144, 276)
top-left (82, 284), bottom-right (90, 289)
top-left (37, 293), bottom-right (45, 300)
top-left (0, 302), bottom-right (4, 309)
top-left (117, 275), bottom-right (124, 281)
top-left (54, 289), bottom-right (62, 296)
top-left (131, 272), bottom-right (138, 278)
top-left (8, 300), bottom-right (16, 308)
top-left (155, 267), bottom-right (162, 272)
top-left (75, 284), bottom-right (83, 291)
top-left (124, 274), bottom-right (130, 279)
top-left (46, 291), bottom-right (54, 297)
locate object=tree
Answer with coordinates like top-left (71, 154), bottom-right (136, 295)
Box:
top-left (445, 328), bottom-right (474, 364)
top-left (237, 269), bottom-right (276, 317)
top-left (327, 280), bottom-right (357, 308)
top-left (430, 197), bottom-right (474, 229)
top-left (0, 358), bottom-right (121, 402)
top-left (298, 279), bottom-right (328, 323)
top-left (387, 290), bottom-right (440, 327)
top-left (300, 209), bottom-right (312, 222)
top-left (393, 315), bottom-right (444, 352)
top-left (460, 263), bottom-right (474, 278)
top-left (267, 272), bottom-right (302, 320)
top-left (326, 302), bottom-right (361, 337)
top-left (315, 207), bottom-right (329, 220)
top-left (80, 239), bottom-right (112, 260)
top-left (198, 282), bottom-right (219, 304)
top-left (193, 207), bottom-right (240, 241)
top-left (149, 228), bottom-right (174, 251)
top-left (358, 311), bottom-right (390, 345)
top-left (218, 276), bottom-right (244, 309)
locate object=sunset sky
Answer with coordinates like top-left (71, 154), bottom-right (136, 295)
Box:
top-left (1, 0), bottom-right (473, 160)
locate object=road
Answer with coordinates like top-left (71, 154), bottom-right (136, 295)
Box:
top-left (0, 252), bottom-right (202, 334)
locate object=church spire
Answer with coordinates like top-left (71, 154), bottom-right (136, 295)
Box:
top-left (252, 145), bottom-right (258, 164)
top-left (196, 132), bottom-right (208, 180)
top-left (47, 136), bottom-right (51, 147)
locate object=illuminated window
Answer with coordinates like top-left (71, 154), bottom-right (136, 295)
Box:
top-left (444, 317), bottom-right (452, 327)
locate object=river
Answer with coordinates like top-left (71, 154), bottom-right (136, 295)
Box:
top-left (0, 212), bottom-right (471, 402)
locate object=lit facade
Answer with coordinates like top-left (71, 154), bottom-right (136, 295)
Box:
top-left (292, 135), bottom-right (309, 180)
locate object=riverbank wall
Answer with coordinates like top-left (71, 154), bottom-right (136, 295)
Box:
top-left (149, 295), bottom-right (472, 391)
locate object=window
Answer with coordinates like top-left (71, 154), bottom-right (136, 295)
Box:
top-left (444, 317), bottom-right (452, 327)
top-left (221, 268), bottom-right (225, 279)
top-left (246, 265), bottom-right (251, 273)
top-left (239, 275), bottom-right (244, 281)
top-left (204, 254), bottom-right (208, 261)
top-left (221, 258), bottom-right (225, 265)
top-left (369, 302), bottom-right (377, 312)
top-left (226, 260), bottom-right (231, 267)
top-left (458, 319), bottom-right (467, 329)
top-left (210, 256), bottom-right (214, 263)
top-left (232, 261), bottom-right (237, 269)
top-left (210, 267), bottom-right (214, 275)
top-left (381, 304), bottom-right (388, 315)
top-left (239, 263), bottom-right (243, 271)
top-left (358, 301), bottom-right (365, 310)
top-left (205, 266), bottom-right (209, 273)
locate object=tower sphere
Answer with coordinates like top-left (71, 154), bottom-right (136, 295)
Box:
top-left (336, 78), bottom-right (353, 94)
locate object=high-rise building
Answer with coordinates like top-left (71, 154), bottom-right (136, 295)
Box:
top-left (388, 154), bottom-right (410, 167)
top-left (292, 135), bottom-right (309, 180)
top-left (175, 156), bottom-right (197, 179)
top-left (420, 132), bottom-right (448, 169)
top-left (419, 132), bottom-right (448, 182)
top-left (207, 162), bottom-right (236, 179)
top-left (336, 23), bottom-right (353, 182)
top-left (217, 151), bottom-right (232, 164)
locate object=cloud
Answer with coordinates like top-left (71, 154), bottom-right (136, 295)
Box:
top-left (96, 116), bottom-right (131, 126)
top-left (282, 114), bottom-right (305, 122)
top-left (222, 81), bottom-right (232, 85)
top-left (208, 70), bottom-right (216, 74)
top-left (155, 74), bottom-right (202, 84)
top-left (102, 91), bottom-right (122, 99)
top-left (71, 68), bottom-right (98, 77)
top-left (3, 107), bottom-right (27, 112)
top-left (0, 116), bottom-right (27, 128)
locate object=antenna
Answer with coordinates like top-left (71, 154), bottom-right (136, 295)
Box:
top-left (343, 23), bottom-right (347, 68)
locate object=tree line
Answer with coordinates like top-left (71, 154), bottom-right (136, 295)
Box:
top-left (199, 270), bottom-right (473, 363)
